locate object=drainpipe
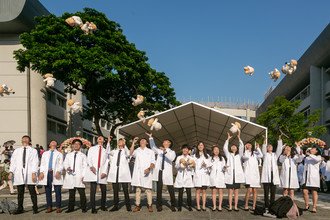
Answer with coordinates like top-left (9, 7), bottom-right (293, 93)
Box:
top-left (27, 68), bottom-right (31, 136)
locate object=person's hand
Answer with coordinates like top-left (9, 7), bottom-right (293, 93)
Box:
top-left (145, 132), bottom-right (152, 138)
top-left (100, 173), bottom-right (107, 179)
top-left (90, 166), bottom-right (96, 174)
top-left (132, 137), bottom-right (139, 144)
top-left (107, 136), bottom-right (113, 143)
top-left (144, 168), bottom-right (150, 175)
top-left (38, 172), bottom-right (44, 181)
top-left (55, 171), bottom-right (61, 180)
top-left (227, 132), bottom-right (232, 140)
top-left (255, 143), bottom-right (260, 148)
top-left (32, 173), bottom-right (37, 183)
top-left (8, 172), bottom-right (13, 181)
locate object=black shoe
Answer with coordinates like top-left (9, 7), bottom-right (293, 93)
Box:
top-left (157, 206), bottom-right (163, 212)
top-left (227, 208), bottom-right (232, 212)
top-left (170, 206), bottom-right (176, 212)
top-left (178, 207), bottom-right (182, 212)
top-left (33, 210), bottom-right (39, 214)
top-left (110, 206), bottom-right (119, 212)
top-left (243, 208), bottom-right (249, 211)
top-left (234, 208), bottom-right (239, 212)
top-left (217, 208), bottom-right (222, 212)
top-left (126, 206), bottom-right (132, 212)
top-left (211, 208), bottom-right (216, 211)
top-left (202, 208), bottom-right (206, 211)
top-left (13, 210), bottom-right (25, 215)
top-left (65, 209), bottom-right (74, 213)
top-left (196, 208), bottom-right (201, 211)
top-left (100, 207), bottom-right (108, 211)
top-left (187, 207), bottom-right (193, 211)
top-left (82, 209), bottom-right (87, 213)
top-left (91, 209), bottom-right (97, 214)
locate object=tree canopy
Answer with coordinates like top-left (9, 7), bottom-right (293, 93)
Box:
top-left (14, 8), bottom-right (180, 137)
top-left (257, 96), bottom-right (326, 146)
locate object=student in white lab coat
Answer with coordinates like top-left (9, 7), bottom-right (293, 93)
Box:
top-left (174, 144), bottom-right (195, 211)
top-left (223, 131), bottom-right (245, 212)
top-left (63, 139), bottom-right (87, 213)
top-left (130, 137), bottom-right (156, 213)
top-left (301, 147), bottom-right (323, 213)
top-left (209, 145), bottom-right (226, 212)
top-left (8, 135), bottom-right (39, 214)
top-left (38, 140), bottom-right (64, 213)
top-left (193, 141), bottom-right (211, 211)
top-left (261, 136), bottom-right (283, 210)
top-left (107, 137), bottom-right (132, 212)
top-left (147, 133), bottom-right (177, 212)
top-left (241, 142), bottom-right (263, 211)
top-left (279, 143), bottom-right (304, 199)
top-left (84, 136), bottom-right (108, 214)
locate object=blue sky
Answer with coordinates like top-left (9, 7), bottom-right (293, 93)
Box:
top-left (40, 0), bottom-right (330, 104)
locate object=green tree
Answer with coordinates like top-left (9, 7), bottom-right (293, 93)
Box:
top-left (14, 8), bottom-right (180, 137)
top-left (257, 96), bottom-right (326, 146)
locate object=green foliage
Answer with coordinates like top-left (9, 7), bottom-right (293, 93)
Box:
top-left (257, 96), bottom-right (326, 146)
top-left (13, 8), bottom-right (180, 136)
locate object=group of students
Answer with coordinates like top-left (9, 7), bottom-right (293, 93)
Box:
top-left (6, 131), bottom-right (325, 215)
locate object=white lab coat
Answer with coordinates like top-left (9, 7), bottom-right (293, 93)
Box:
top-left (131, 147), bottom-right (155, 189)
top-left (193, 153), bottom-right (211, 187)
top-left (322, 160), bottom-right (330, 181)
top-left (150, 138), bottom-right (176, 186)
top-left (174, 155), bottom-right (195, 188)
top-left (107, 146), bottom-right (131, 183)
top-left (241, 147), bottom-right (263, 188)
top-left (279, 151), bottom-right (304, 189)
top-left (84, 145), bottom-right (109, 184)
top-left (223, 140), bottom-right (245, 184)
top-left (209, 156), bottom-right (226, 188)
top-left (261, 140), bottom-right (283, 185)
top-left (301, 155), bottom-right (322, 188)
top-left (63, 151), bottom-right (87, 189)
top-left (9, 146), bottom-right (39, 186)
top-left (38, 150), bottom-right (64, 185)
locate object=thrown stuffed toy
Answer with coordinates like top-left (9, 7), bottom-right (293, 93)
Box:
top-left (81, 21), bottom-right (97, 35)
top-left (67, 99), bottom-right (81, 113)
top-left (0, 84), bottom-right (15, 96)
top-left (281, 59), bottom-right (298, 75)
top-left (269, 68), bottom-right (281, 81)
top-left (244, 65), bottom-right (255, 76)
top-left (187, 158), bottom-right (196, 168)
top-left (65, 16), bottom-right (83, 27)
top-left (137, 109), bottom-right (146, 123)
top-left (132, 95), bottom-right (144, 106)
top-left (229, 122), bottom-right (241, 134)
top-left (147, 118), bottom-right (162, 131)
top-left (179, 158), bottom-right (187, 168)
top-left (43, 73), bottom-right (56, 88)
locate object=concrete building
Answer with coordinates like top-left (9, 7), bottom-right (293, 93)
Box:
top-left (257, 24), bottom-right (330, 144)
top-left (0, 0), bottom-right (109, 148)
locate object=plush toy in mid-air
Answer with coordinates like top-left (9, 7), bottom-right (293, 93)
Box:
top-left (65, 16), bottom-right (83, 27)
top-left (67, 99), bottom-right (81, 113)
top-left (132, 95), bottom-right (144, 106)
top-left (229, 122), bottom-right (241, 134)
top-left (147, 118), bottom-right (162, 131)
top-left (187, 158), bottom-right (196, 168)
top-left (244, 65), bottom-right (255, 76)
top-left (81, 22), bottom-right (97, 35)
top-left (281, 59), bottom-right (298, 75)
top-left (137, 109), bottom-right (146, 123)
top-left (43, 73), bottom-right (56, 88)
top-left (269, 68), bottom-right (281, 81)
top-left (0, 84), bottom-right (15, 96)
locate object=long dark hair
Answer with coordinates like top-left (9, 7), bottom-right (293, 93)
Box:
top-left (281, 146), bottom-right (298, 158)
top-left (195, 141), bottom-right (209, 159)
top-left (211, 145), bottom-right (224, 162)
top-left (229, 144), bottom-right (239, 156)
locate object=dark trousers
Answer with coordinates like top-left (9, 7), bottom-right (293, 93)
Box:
top-left (157, 170), bottom-right (176, 207)
top-left (90, 182), bottom-right (106, 210)
top-left (263, 182), bottom-right (276, 209)
top-left (112, 182), bottom-right (130, 208)
top-left (68, 187), bottom-right (86, 211)
top-left (178, 188), bottom-right (192, 208)
top-left (17, 184), bottom-right (38, 212)
top-left (45, 171), bottom-right (62, 208)
top-left (326, 181), bottom-right (330, 192)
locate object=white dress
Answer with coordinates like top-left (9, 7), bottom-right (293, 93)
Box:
top-left (241, 148), bottom-right (263, 188)
top-left (174, 155), bottom-right (195, 188)
top-left (209, 156), bottom-right (226, 188)
top-left (301, 155), bottom-right (322, 188)
top-left (223, 140), bottom-right (245, 184)
top-left (193, 153), bottom-right (211, 187)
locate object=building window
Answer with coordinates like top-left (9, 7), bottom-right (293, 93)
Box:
top-left (57, 96), bottom-right (66, 109)
top-left (47, 120), bottom-right (56, 133)
top-left (57, 123), bottom-right (67, 135)
top-left (47, 91), bottom-right (56, 104)
top-left (301, 108), bottom-right (311, 119)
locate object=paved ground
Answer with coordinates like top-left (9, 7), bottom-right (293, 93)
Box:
top-left (1, 186), bottom-right (330, 219)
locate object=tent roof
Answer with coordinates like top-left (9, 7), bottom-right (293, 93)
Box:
top-left (119, 102), bottom-right (267, 151)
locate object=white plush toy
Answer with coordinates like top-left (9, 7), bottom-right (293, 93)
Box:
top-left (0, 84), bottom-right (15, 96)
top-left (229, 122), bottom-right (241, 134)
top-left (243, 65), bottom-right (255, 76)
top-left (147, 118), bottom-right (162, 131)
top-left (132, 95), bottom-right (144, 106)
top-left (269, 68), bottom-right (281, 81)
top-left (281, 59), bottom-right (298, 75)
top-left (65, 16), bottom-right (83, 27)
top-left (137, 109), bottom-right (146, 123)
top-left (81, 21), bottom-right (97, 35)
top-left (43, 73), bottom-right (56, 88)
top-left (67, 99), bottom-right (81, 113)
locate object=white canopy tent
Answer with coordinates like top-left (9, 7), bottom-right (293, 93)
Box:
top-left (119, 102), bottom-right (267, 151)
